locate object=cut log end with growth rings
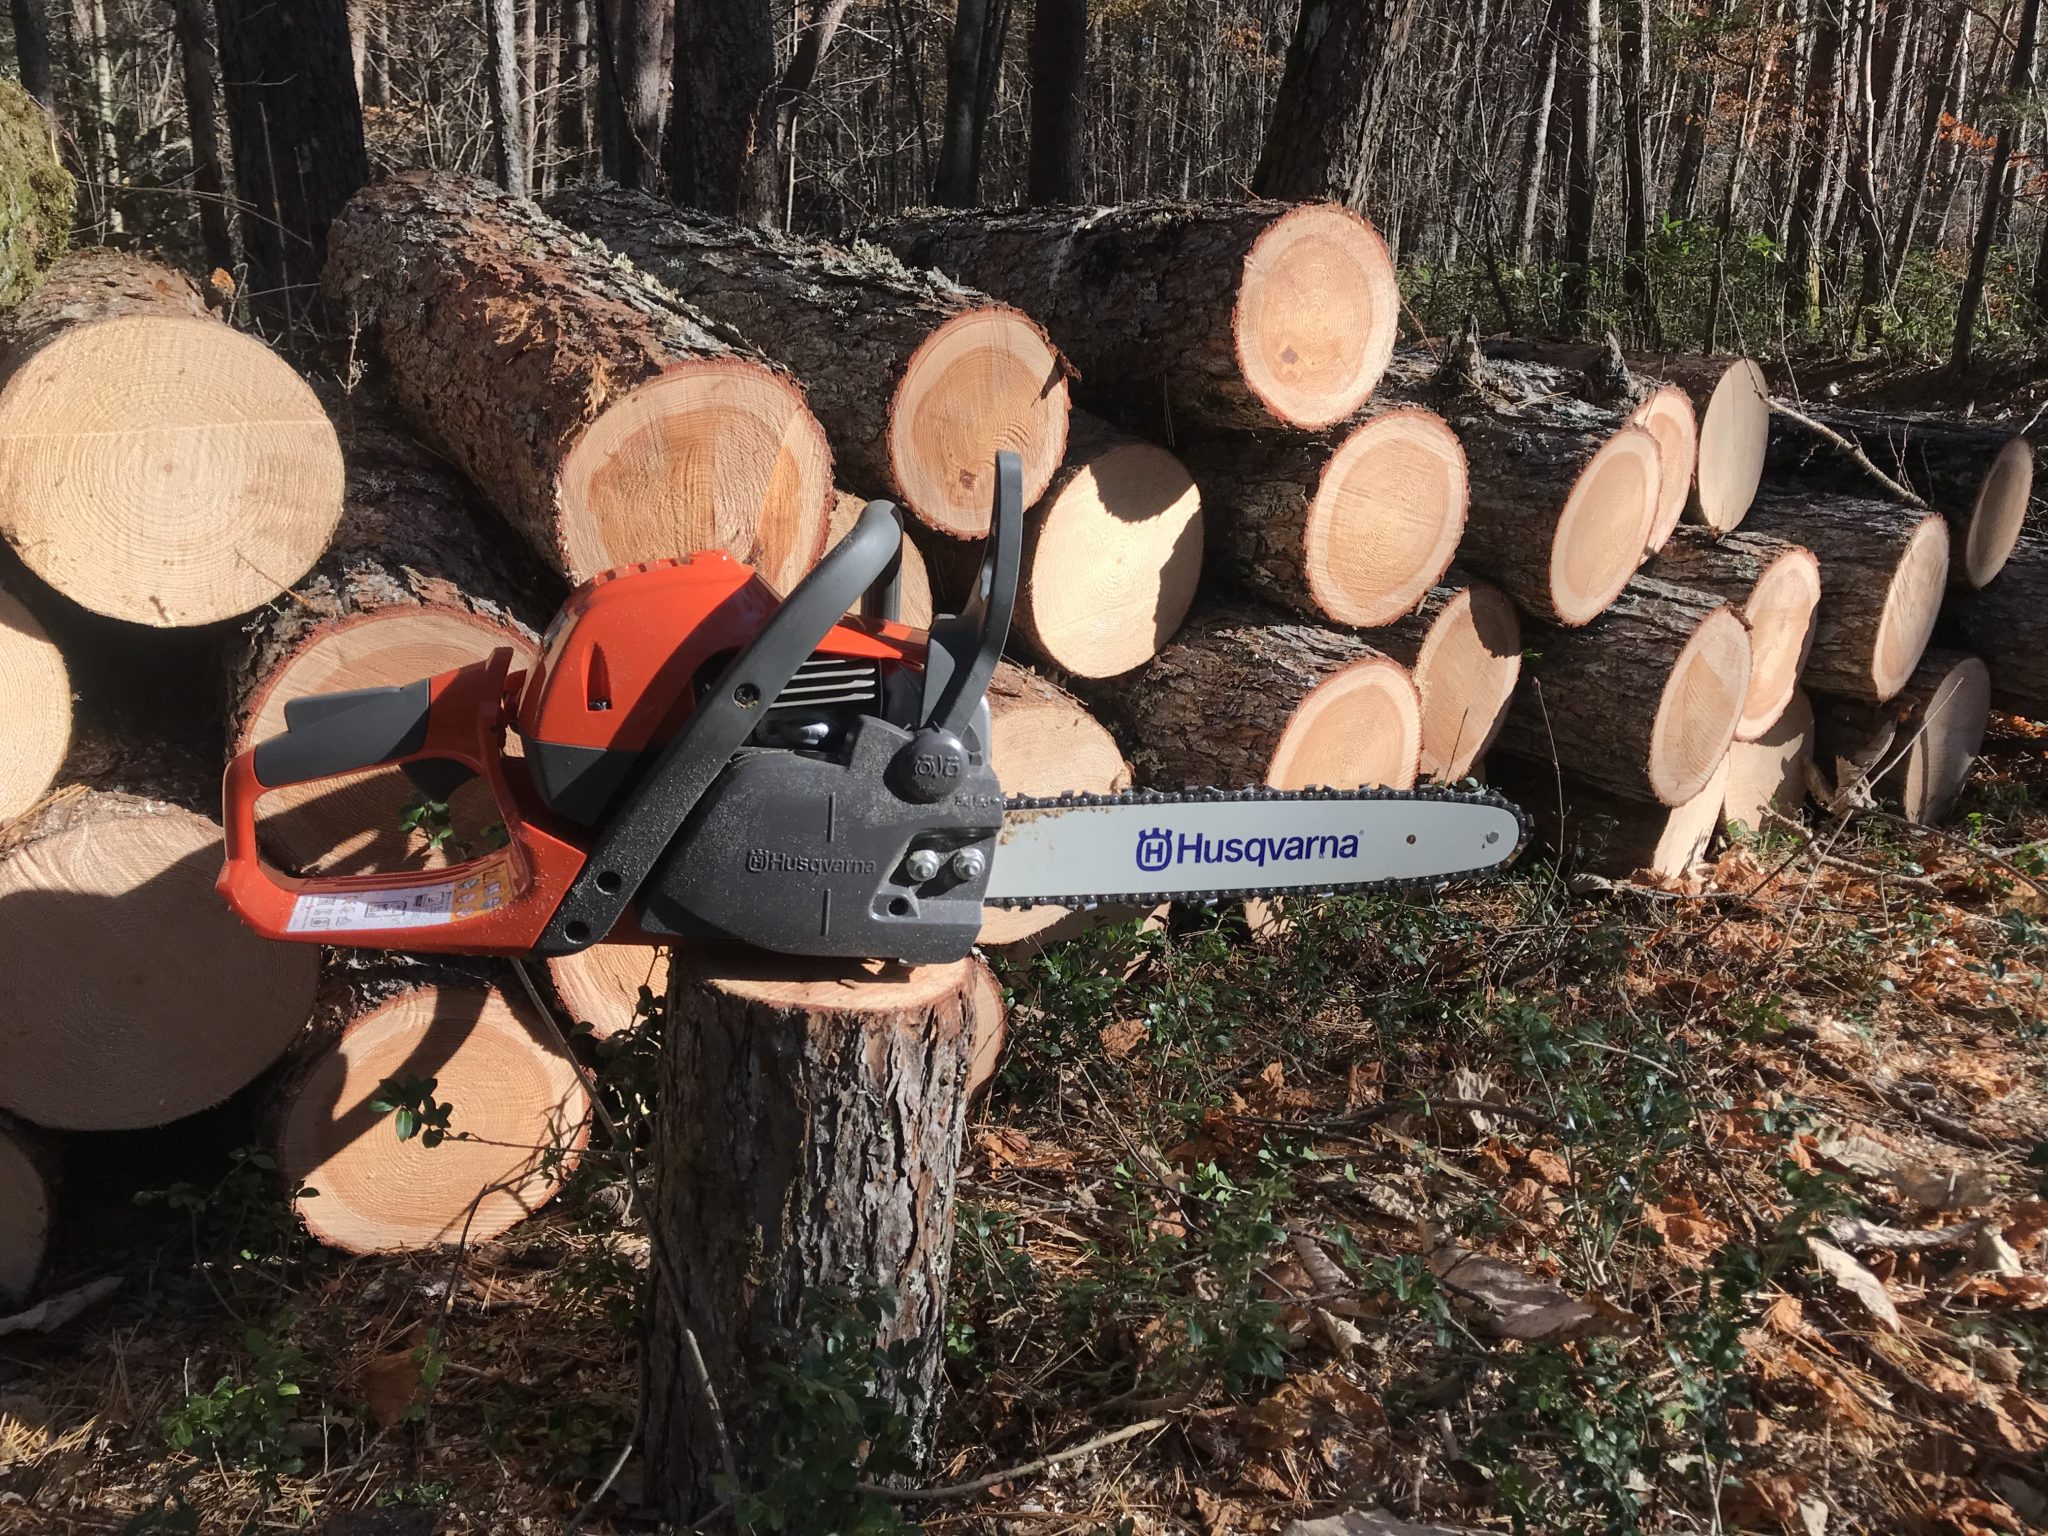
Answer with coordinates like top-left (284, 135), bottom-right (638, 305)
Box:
top-left (1957, 436), bottom-right (2035, 590)
top-left (548, 946), bottom-right (671, 1041)
top-left (1723, 690), bottom-right (1815, 834)
top-left (277, 979), bottom-right (590, 1254)
top-left (1818, 651), bottom-right (1991, 826)
top-left (1630, 385), bottom-right (1701, 554)
top-left (1367, 580), bottom-right (1521, 783)
top-left (1689, 358), bottom-right (1771, 533)
top-left (1234, 204), bottom-right (1401, 430)
top-left (1649, 528), bottom-right (1821, 742)
top-left (0, 1118), bottom-right (50, 1303)
top-left (0, 587), bottom-right (70, 825)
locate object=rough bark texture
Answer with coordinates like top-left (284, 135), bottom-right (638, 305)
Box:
top-left (1647, 525), bottom-right (1820, 738)
top-left (1647, 526), bottom-right (1809, 607)
top-left (1253, 0), bottom-right (1419, 208)
top-left (647, 956), bottom-right (975, 1518)
top-left (866, 200), bottom-right (1392, 436)
top-left (1026, 0), bottom-right (1088, 204)
top-left (8, 0), bottom-right (54, 116)
top-left (0, 79), bottom-right (70, 306)
top-left (666, 0), bottom-right (777, 221)
top-left (1951, 532), bottom-right (2048, 719)
top-left (325, 173), bottom-right (829, 586)
top-left (170, 0), bottom-right (235, 275)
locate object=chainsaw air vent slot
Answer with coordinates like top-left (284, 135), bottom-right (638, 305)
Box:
top-left (772, 656), bottom-right (880, 710)
top-left (585, 645), bottom-right (612, 712)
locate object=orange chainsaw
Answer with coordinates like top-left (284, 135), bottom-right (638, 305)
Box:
top-left (219, 455), bottom-right (1526, 964)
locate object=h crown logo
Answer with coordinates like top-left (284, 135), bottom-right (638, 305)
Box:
top-left (1135, 826), bottom-right (1173, 873)
top-left (747, 848), bottom-right (771, 873)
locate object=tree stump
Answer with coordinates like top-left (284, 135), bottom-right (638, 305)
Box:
top-left (545, 187), bottom-right (1073, 541)
top-left (646, 954), bottom-right (976, 1518)
top-left (1951, 532), bottom-right (2048, 719)
top-left (1364, 578), bottom-right (1522, 783)
top-left (1496, 576), bottom-right (1752, 807)
top-left (1722, 690), bottom-right (1816, 833)
top-left (1744, 491), bottom-right (1948, 704)
top-left (0, 788), bottom-right (320, 1130)
top-left (865, 201), bottom-right (1400, 435)
top-left (1187, 404), bottom-right (1465, 630)
top-left (274, 967), bottom-right (589, 1253)
top-left (0, 253), bottom-right (345, 626)
top-left (0, 1114), bottom-right (53, 1303)
top-left (1647, 527), bottom-right (1821, 741)
top-left (325, 173), bottom-right (834, 590)
top-left (1815, 650), bottom-right (1991, 825)
top-left (0, 583), bottom-right (70, 825)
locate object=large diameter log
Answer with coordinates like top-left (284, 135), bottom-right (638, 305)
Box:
top-left (1493, 755), bottom-right (1728, 883)
top-left (1723, 689), bottom-right (1816, 833)
top-left (828, 491), bottom-right (934, 631)
top-left (0, 253), bottom-right (345, 626)
top-left (981, 662), bottom-right (1131, 947)
top-left (0, 789), bottom-right (320, 1130)
top-left (1496, 576), bottom-right (1752, 807)
top-left (866, 201), bottom-right (1399, 435)
top-left (1092, 603), bottom-right (1422, 793)
top-left (0, 79), bottom-right (71, 305)
top-left (0, 585), bottom-right (70, 825)
top-left (547, 946), bottom-right (671, 1041)
top-left (325, 173), bottom-right (834, 590)
top-left (275, 972), bottom-right (589, 1253)
top-left (1366, 579), bottom-right (1522, 782)
top-left (647, 955), bottom-right (975, 1515)
top-left (1186, 404), bottom-right (1465, 630)
top-left (0, 1115), bottom-right (53, 1303)
top-left (545, 187), bottom-right (1071, 541)
top-left (1743, 491), bottom-right (1949, 704)
top-left (229, 412), bottom-right (550, 877)
top-left (1815, 651), bottom-right (1990, 825)
top-left (1951, 532), bottom-right (2048, 719)
top-left (1647, 527), bottom-right (1821, 742)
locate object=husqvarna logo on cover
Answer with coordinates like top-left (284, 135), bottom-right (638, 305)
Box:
top-left (1136, 827), bottom-right (1173, 872)
top-left (1135, 826), bottom-right (1361, 872)
top-left (748, 848), bottom-right (877, 875)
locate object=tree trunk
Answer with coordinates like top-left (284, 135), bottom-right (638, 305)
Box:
top-left (935, 0), bottom-right (994, 206)
top-left (484, 0), bottom-right (528, 195)
top-left (646, 954), bottom-right (976, 1518)
top-left (1495, 575), bottom-right (1752, 806)
top-left (1742, 490), bottom-right (1949, 703)
top-left (1954, 0), bottom-right (2042, 372)
top-left (1950, 532), bottom-right (2048, 718)
top-left (1089, 601), bottom-right (1422, 794)
top-left (325, 174), bottom-right (833, 591)
top-left (1559, 0), bottom-right (1599, 329)
top-left (1783, 4), bottom-right (1843, 332)
top-left (0, 584), bottom-right (68, 826)
top-left (0, 252), bottom-right (345, 627)
top-left (1516, 0), bottom-right (1563, 265)
top-left (1363, 576), bottom-right (1522, 783)
top-left (1722, 687), bottom-right (1814, 833)
top-left (866, 200), bottom-right (1398, 436)
top-left (558, 0), bottom-right (591, 171)
top-left (8, 0), bottom-right (55, 116)
top-left (1646, 527), bottom-right (1821, 741)
top-left (1026, 0), bottom-right (1087, 205)
top-left (1892, 2), bottom-right (1967, 293)
top-left (213, 0), bottom-right (368, 325)
top-left (170, 0), bottom-right (236, 275)
top-left (1252, 0), bottom-right (1421, 210)
top-left (1813, 649), bottom-right (1990, 825)
top-left (0, 1114), bottom-right (53, 1302)
top-left (273, 966), bottom-right (589, 1253)
top-left (0, 79), bottom-right (69, 307)
top-left (1618, 0), bottom-right (1658, 341)
top-left (544, 186), bottom-right (1070, 541)
top-left (666, 0), bottom-right (777, 222)
top-left (0, 788), bottom-right (321, 1131)
top-left (1183, 403), bottom-right (1466, 629)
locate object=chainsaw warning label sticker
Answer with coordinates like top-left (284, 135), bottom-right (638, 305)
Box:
top-left (286, 860), bottom-right (512, 935)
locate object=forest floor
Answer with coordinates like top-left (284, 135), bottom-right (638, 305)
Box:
top-left (2, 723), bottom-right (2047, 1536)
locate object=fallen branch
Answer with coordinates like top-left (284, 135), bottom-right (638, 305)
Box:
top-left (860, 1415), bottom-right (1172, 1501)
top-left (1769, 397), bottom-right (1932, 512)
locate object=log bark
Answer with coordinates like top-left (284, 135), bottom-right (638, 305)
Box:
top-left (0, 79), bottom-right (70, 306)
top-left (1723, 688), bottom-right (1815, 833)
top-left (225, 408), bottom-right (552, 878)
top-left (1364, 577), bottom-right (1521, 783)
top-left (865, 200), bottom-right (1399, 436)
top-left (1492, 753), bottom-right (1729, 883)
top-left (325, 173), bottom-right (834, 591)
top-left (1951, 532), bottom-right (2048, 719)
top-left (1813, 649), bottom-right (1990, 826)
top-left (0, 252), bottom-right (345, 627)
top-left (1495, 575), bottom-right (1752, 807)
top-left (1646, 527), bottom-right (1821, 741)
top-left (1090, 600), bottom-right (1421, 794)
top-left (646, 954), bottom-right (975, 1517)
top-left (0, 787), bottom-right (320, 1130)
top-left (0, 1112), bottom-right (53, 1302)
top-left (0, 582), bottom-right (70, 826)
top-left (273, 964), bottom-right (589, 1253)
top-left (545, 186), bottom-right (1069, 539)
top-left (1184, 402), bottom-right (1464, 631)
top-left (1743, 490), bottom-right (1949, 704)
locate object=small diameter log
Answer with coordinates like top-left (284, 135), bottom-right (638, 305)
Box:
top-left (965, 955), bottom-right (1007, 1104)
top-left (0, 584), bottom-right (70, 825)
top-left (1186, 404), bottom-right (1464, 630)
top-left (829, 490), bottom-right (934, 631)
top-left (0, 1114), bottom-right (54, 1303)
top-left (1951, 532), bottom-right (2048, 719)
top-left (1647, 527), bottom-right (1821, 742)
top-left (0, 789), bottom-right (320, 1130)
top-left (1722, 689), bottom-right (1815, 833)
top-left (0, 253), bottom-right (345, 626)
top-left (981, 662), bottom-right (1132, 948)
top-left (1814, 650), bottom-right (1990, 825)
top-left (275, 969), bottom-right (590, 1253)
top-left (325, 174), bottom-right (834, 591)
top-left (229, 412), bottom-right (550, 877)
top-left (647, 955), bottom-right (976, 1515)
top-left (1365, 578), bottom-right (1521, 782)
top-left (867, 201), bottom-right (1399, 435)
top-left (1744, 491), bottom-right (1949, 704)
top-left (545, 187), bottom-right (1072, 541)
top-left (1495, 576), bottom-right (1752, 807)
top-left (1493, 755), bottom-right (1728, 883)
top-left (1629, 386), bottom-right (1701, 554)
top-left (547, 945), bottom-right (671, 1041)
top-left (1766, 406), bottom-right (2034, 588)
top-left (1092, 602), bottom-right (1422, 793)
top-left (0, 79), bottom-right (71, 306)
top-left (1015, 416), bottom-right (1202, 678)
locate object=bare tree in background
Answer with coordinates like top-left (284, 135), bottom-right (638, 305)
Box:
top-left (9, 0), bottom-right (54, 115)
top-left (1617, 0), bottom-right (1658, 342)
top-left (483, 0), bottom-right (526, 193)
top-left (667, 0), bottom-right (776, 219)
top-left (170, 0), bottom-right (233, 274)
top-left (1026, 0), bottom-right (1086, 205)
top-left (1253, 0), bottom-right (1419, 209)
top-left (1558, 0), bottom-right (1598, 327)
top-left (1783, 1), bottom-right (1843, 332)
top-left (935, 0), bottom-right (1006, 206)
top-left (1515, 0), bottom-right (1562, 265)
top-left (1956, 0), bottom-right (2042, 371)
top-left (597, 0), bottom-right (668, 189)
